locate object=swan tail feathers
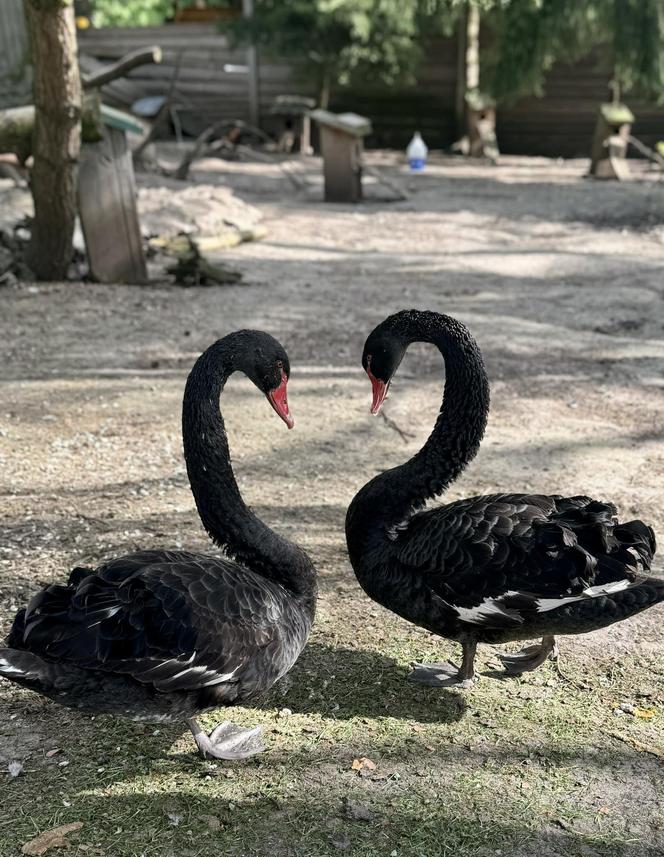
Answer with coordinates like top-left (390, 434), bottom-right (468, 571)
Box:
top-left (563, 575), bottom-right (664, 630)
top-left (0, 647), bottom-right (87, 694)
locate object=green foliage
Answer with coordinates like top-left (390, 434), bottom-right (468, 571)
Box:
top-left (223, 0), bottom-right (443, 105)
top-left (90, 0), bottom-right (173, 26)
top-left (610, 0), bottom-right (664, 100)
top-left (89, 0), bottom-right (232, 27)
top-left (484, 0), bottom-right (664, 104)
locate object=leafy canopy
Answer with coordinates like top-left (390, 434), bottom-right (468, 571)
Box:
top-left (223, 0), bottom-right (440, 104)
top-left (478, 0), bottom-right (664, 103)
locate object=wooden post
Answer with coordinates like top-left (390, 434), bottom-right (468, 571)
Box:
top-left (319, 127), bottom-right (362, 202)
top-left (242, 0), bottom-right (259, 127)
top-left (589, 103), bottom-right (634, 179)
top-left (311, 110), bottom-right (371, 203)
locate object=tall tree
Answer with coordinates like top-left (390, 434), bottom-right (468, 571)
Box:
top-left (24, 0), bottom-right (82, 281)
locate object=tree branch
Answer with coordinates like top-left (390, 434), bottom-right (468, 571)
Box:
top-left (82, 46), bottom-right (162, 90)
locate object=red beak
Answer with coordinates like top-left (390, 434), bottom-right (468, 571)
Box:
top-left (267, 370), bottom-right (294, 429)
top-left (367, 365), bottom-right (389, 415)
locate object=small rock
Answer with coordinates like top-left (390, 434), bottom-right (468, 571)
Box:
top-left (342, 799), bottom-right (373, 822)
top-left (199, 814), bottom-right (221, 832)
top-left (331, 832), bottom-right (351, 850)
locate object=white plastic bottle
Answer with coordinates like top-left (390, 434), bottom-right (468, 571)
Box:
top-left (406, 131), bottom-right (428, 171)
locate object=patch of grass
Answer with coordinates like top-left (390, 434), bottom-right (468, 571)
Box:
top-left (2, 600), bottom-right (663, 857)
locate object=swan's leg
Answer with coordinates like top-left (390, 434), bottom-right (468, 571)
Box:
top-left (187, 718), bottom-right (265, 760)
top-left (408, 640), bottom-right (477, 689)
top-left (499, 635), bottom-right (558, 676)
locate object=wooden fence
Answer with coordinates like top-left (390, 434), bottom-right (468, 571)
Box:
top-left (78, 24), bottom-right (306, 138)
top-left (11, 21), bottom-right (660, 157)
top-left (0, 0), bottom-right (32, 110)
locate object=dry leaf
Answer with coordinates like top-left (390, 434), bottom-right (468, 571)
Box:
top-left (21, 822), bottom-right (83, 856)
top-left (634, 708), bottom-right (656, 720)
top-left (351, 757), bottom-right (376, 771)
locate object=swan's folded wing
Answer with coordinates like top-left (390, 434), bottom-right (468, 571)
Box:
top-left (17, 550), bottom-right (286, 693)
top-left (395, 493), bottom-right (649, 611)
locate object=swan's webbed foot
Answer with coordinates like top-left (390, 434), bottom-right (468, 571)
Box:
top-left (187, 718), bottom-right (265, 760)
top-left (408, 641), bottom-right (477, 689)
top-left (499, 635), bottom-right (558, 676)
top-left (408, 660), bottom-right (475, 689)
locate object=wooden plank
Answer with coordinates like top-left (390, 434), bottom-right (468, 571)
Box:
top-left (78, 126), bottom-right (147, 284)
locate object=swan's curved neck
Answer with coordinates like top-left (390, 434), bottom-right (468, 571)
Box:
top-left (347, 312), bottom-right (490, 556)
top-left (182, 341), bottom-right (314, 596)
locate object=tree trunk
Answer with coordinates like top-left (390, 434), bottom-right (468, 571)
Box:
top-left (24, 0), bottom-right (82, 281)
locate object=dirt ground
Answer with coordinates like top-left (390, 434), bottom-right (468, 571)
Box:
top-left (0, 153), bottom-right (663, 857)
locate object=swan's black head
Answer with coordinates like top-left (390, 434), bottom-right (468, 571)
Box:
top-left (235, 330), bottom-right (294, 429)
top-left (361, 321), bottom-right (407, 415)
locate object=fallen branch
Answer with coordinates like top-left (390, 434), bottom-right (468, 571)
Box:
top-left (0, 96), bottom-right (103, 163)
top-left (379, 409), bottom-right (415, 443)
top-left (165, 234), bottom-right (243, 286)
top-left (627, 135), bottom-right (664, 169)
top-left (173, 120), bottom-right (228, 180)
top-left (235, 144), bottom-right (310, 191)
top-left (362, 163), bottom-right (409, 201)
top-left (609, 731), bottom-right (664, 762)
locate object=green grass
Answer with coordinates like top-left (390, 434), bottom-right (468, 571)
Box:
top-left (2, 601), bottom-right (663, 857)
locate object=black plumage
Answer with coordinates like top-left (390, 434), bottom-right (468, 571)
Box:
top-left (346, 310), bottom-right (662, 687)
top-left (1, 331), bottom-right (317, 757)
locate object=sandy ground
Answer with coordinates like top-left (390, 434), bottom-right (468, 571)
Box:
top-left (0, 153), bottom-right (663, 857)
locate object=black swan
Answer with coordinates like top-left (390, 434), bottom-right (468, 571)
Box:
top-left (346, 310), bottom-right (661, 687)
top-left (0, 330), bottom-right (317, 758)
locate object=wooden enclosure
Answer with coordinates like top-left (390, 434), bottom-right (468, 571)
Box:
top-left (60, 25), bottom-right (664, 159)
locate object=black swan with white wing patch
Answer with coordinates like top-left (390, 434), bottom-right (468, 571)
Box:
top-left (0, 331), bottom-right (317, 758)
top-left (346, 310), bottom-right (661, 687)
